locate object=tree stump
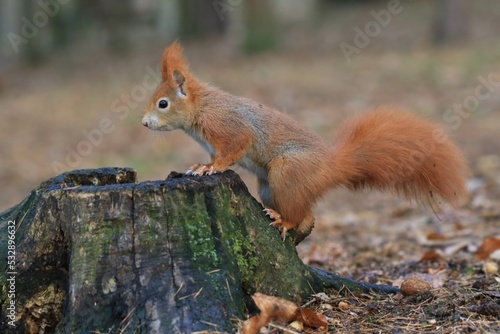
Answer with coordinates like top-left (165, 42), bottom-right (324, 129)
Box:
top-left (0, 168), bottom-right (398, 333)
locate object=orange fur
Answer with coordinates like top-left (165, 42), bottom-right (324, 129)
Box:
top-left (142, 43), bottom-right (470, 244)
top-left (331, 108), bottom-right (469, 207)
top-left (161, 42), bottom-right (190, 87)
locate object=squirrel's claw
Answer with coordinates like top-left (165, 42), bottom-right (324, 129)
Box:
top-left (263, 208), bottom-right (281, 221)
top-left (264, 208), bottom-right (288, 241)
top-left (186, 164), bottom-right (221, 176)
top-left (185, 164), bottom-right (201, 175)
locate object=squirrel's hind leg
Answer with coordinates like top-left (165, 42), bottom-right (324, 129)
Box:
top-left (264, 156), bottom-right (319, 244)
top-left (264, 208), bottom-right (314, 244)
top-left (263, 208), bottom-right (288, 240)
top-left (295, 213), bottom-right (315, 244)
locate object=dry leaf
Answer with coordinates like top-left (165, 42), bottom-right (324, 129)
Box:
top-left (483, 261), bottom-right (499, 276)
top-left (476, 237), bottom-right (500, 260)
top-left (241, 293), bottom-right (297, 334)
top-left (443, 240), bottom-right (470, 256)
top-left (289, 321), bottom-right (304, 331)
top-left (312, 293), bottom-right (331, 303)
top-left (320, 303), bottom-right (333, 310)
top-left (338, 301), bottom-right (350, 310)
top-left (427, 232), bottom-right (447, 241)
top-left (295, 307), bottom-right (328, 332)
top-left (426, 264), bottom-right (445, 275)
top-left (241, 293), bottom-right (328, 334)
top-left (426, 269), bottom-right (448, 288)
top-left (418, 250), bottom-right (444, 263)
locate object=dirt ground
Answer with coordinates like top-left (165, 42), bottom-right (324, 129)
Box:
top-left (1, 2), bottom-right (499, 333)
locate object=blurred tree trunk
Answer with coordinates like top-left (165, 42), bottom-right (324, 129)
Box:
top-left (96, 0), bottom-right (132, 53)
top-left (21, 0), bottom-right (45, 64)
top-left (156, 0), bottom-right (181, 42)
top-left (50, 2), bottom-right (78, 51)
top-left (243, 0), bottom-right (277, 53)
top-left (433, 0), bottom-right (469, 45)
top-left (0, 168), bottom-right (398, 333)
top-left (1, 0), bottom-right (21, 60)
top-left (179, 0), bottom-right (227, 40)
top-left (4, 0), bottom-right (77, 64)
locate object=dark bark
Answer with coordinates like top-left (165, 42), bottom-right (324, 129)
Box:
top-left (0, 168), bottom-right (398, 333)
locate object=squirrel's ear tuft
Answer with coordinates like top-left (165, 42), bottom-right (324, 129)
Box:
top-left (161, 41), bottom-right (188, 83)
top-left (173, 69), bottom-right (185, 86)
top-left (173, 69), bottom-right (187, 96)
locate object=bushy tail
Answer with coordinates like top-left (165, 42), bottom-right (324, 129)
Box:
top-left (330, 107), bottom-right (469, 207)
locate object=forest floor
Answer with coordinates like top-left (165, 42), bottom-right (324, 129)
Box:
top-left (1, 2), bottom-right (499, 333)
top-left (291, 185), bottom-right (500, 333)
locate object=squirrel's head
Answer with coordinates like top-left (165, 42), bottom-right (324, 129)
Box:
top-left (142, 42), bottom-right (197, 131)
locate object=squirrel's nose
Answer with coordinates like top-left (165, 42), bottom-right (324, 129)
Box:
top-left (142, 120), bottom-right (148, 127)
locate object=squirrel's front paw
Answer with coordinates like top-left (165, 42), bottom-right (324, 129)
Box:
top-left (186, 164), bottom-right (222, 176)
top-left (264, 208), bottom-right (289, 241)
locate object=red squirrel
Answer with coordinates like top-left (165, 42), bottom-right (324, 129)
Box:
top-left (142, 42), bottom-right (469, 243)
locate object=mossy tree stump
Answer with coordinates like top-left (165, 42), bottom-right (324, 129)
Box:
top-left (0, 168), bottom-right (397, 333)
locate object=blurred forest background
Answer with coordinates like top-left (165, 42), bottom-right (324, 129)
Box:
top-left (1, 0), bottom-right (500, 217)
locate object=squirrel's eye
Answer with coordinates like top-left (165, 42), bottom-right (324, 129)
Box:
top-left (158, 99), bottom-right (169, 109)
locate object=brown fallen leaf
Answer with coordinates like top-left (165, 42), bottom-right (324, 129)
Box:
top-left (427, 231), bottom-right (448, 241)
top-left (427, 264), bottom-right (446, 275)
top-left (338, 301), bottom-right (350, 310)
top-left (476, 237), bottom-right (500, 260)
top-left (241, 293), bottom-right (328, 334)
top-left (418, 250), bottom-right (444, 263)
top-left (241, 293), bottom-right (297, 334)
top-left (295, 307), bottom-right (328, 332)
